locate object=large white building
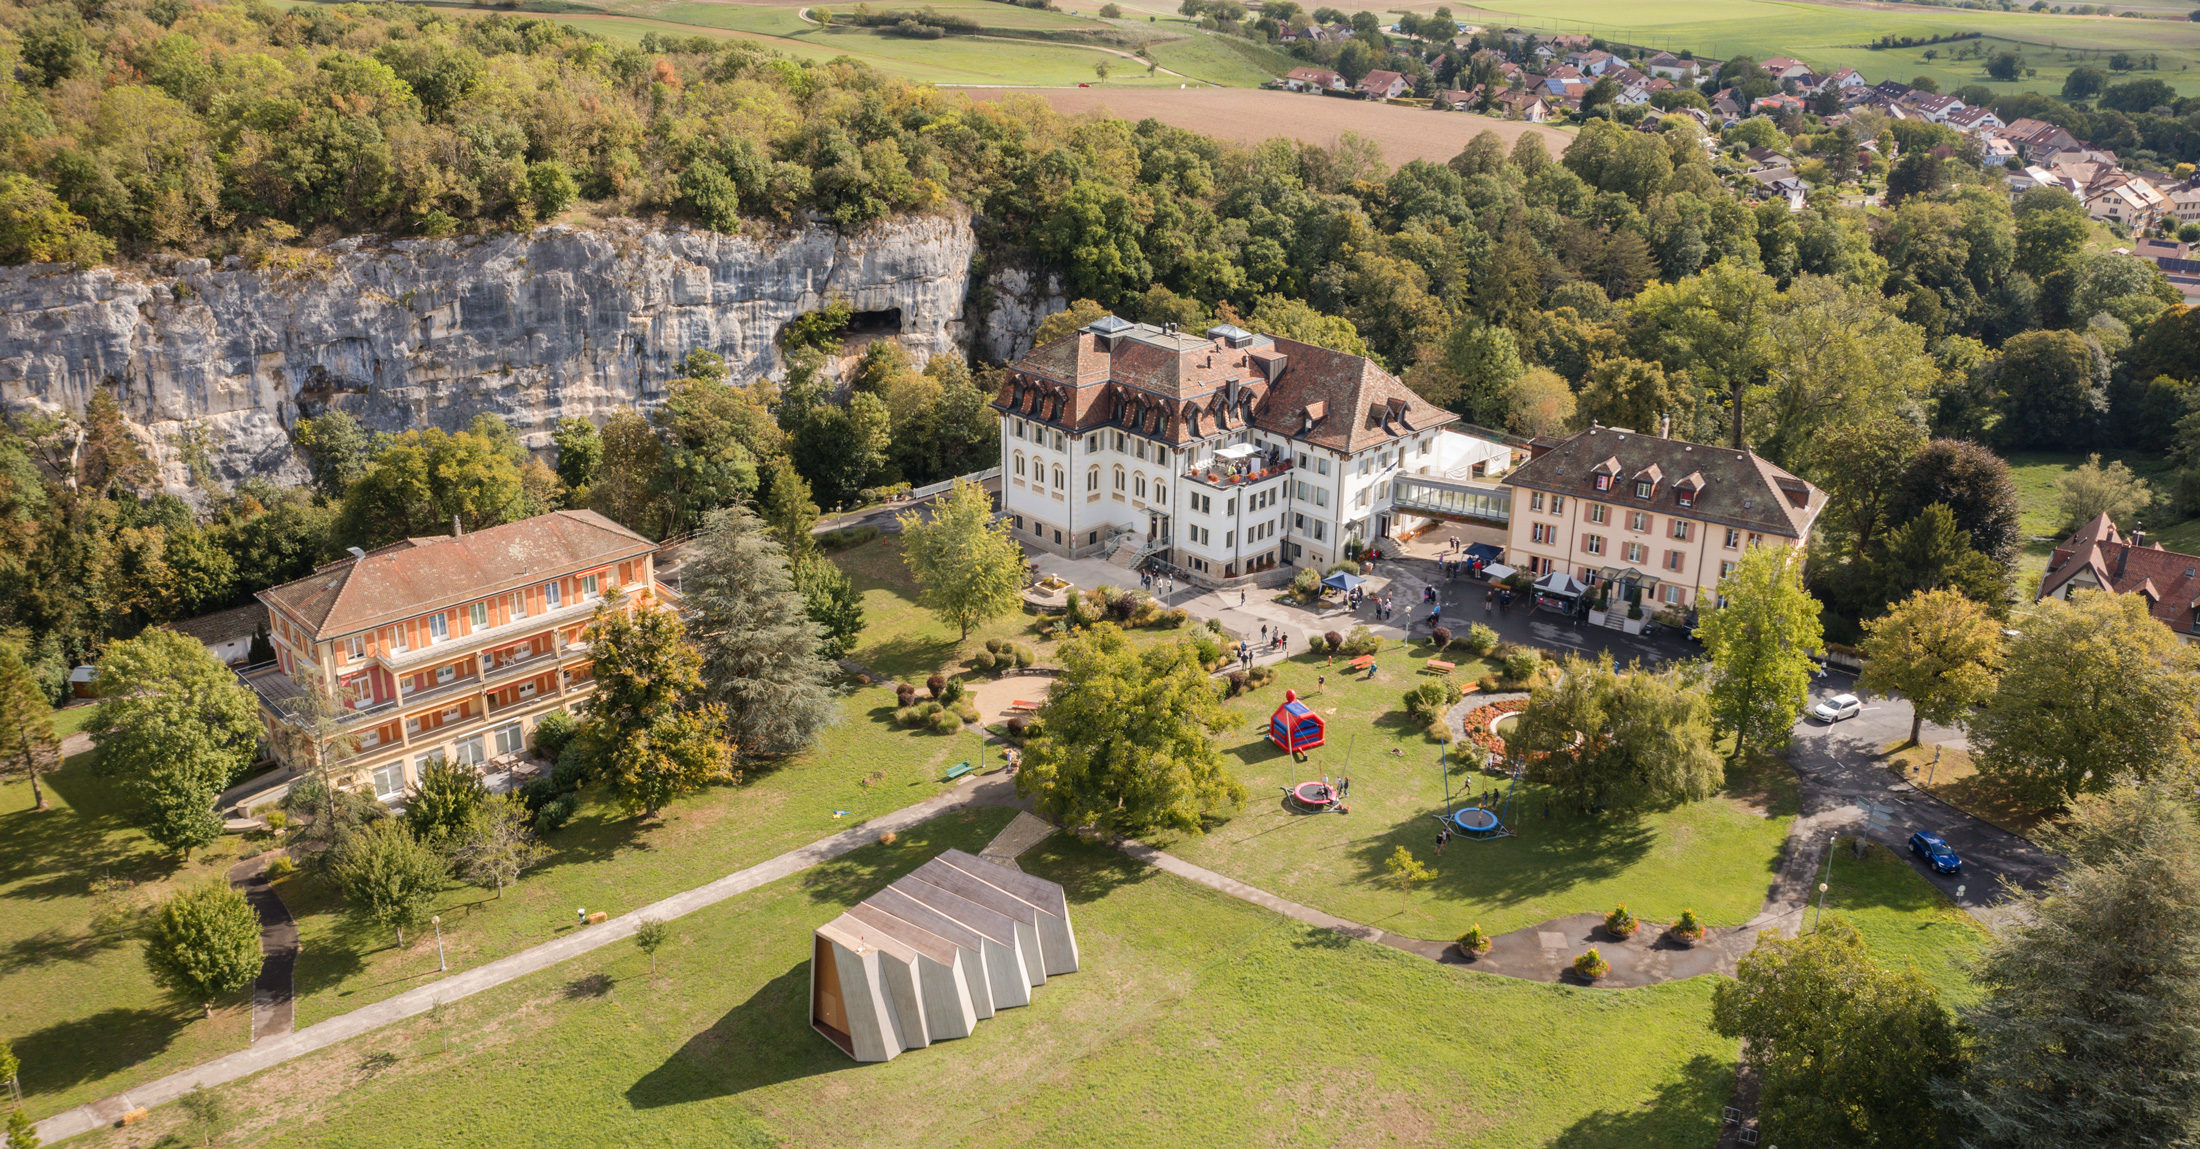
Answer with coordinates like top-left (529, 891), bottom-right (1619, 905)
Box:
top-left (992, 316), bottom-right (1503, 584)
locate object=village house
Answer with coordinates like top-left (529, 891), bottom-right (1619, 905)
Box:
top-left (1495, 89), bottom-right (1550, 121)
top-left (1760, 56), bottom-right (1813, 80)
top-left (993, 317), bottom-right (1514, 584)
top-left (1358, 69), bottom-right (1411, 99)
top-left (2039, 515), bottom-right (2200, 641)
top-left (1945, 105), bottom-right (2003, 134)
top-left (1499, 425), bottom-right (1825, 613)
top-left (2001, 118), bottom-right (2084, 163)
top-left (1642, 51), bottom-right (1697, 80)
top-left (1901, 91), bottom-right (1966, 123)
top-left (243, 510), bottom-right (669, 802)
top-left (1434, 87), bottom-right (1481, 110)
top-left (1283, 66), bottom-right (1346, 92)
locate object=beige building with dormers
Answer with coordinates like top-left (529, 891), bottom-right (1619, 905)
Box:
top-left (245, 510), bottom-right (669, 802)
top-left (1499, 426), bottom-right (1825, 612)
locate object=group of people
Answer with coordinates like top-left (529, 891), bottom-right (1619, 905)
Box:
top-left (1239, 627), bottom-right (1291, 667)
top-left (1139, 570), bottom-right (1176, 598)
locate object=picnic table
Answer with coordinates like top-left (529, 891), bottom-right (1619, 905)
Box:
top-left (1009, 699), bottom-right (1042, 712)
top-left (1349, 654), bottom-right (1375, 671)
top-left (1426, 659), bottom-right (1456, 675)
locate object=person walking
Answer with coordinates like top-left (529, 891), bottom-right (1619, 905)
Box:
top-left (1240, 589), bottom-right (1247, 606)
top-left (1316, 673), bottom-right (1326, 694)
top-left (1435, 827), bottom-right (1449, 856)
top-left (1261, 623), bottom-right (1269, 643)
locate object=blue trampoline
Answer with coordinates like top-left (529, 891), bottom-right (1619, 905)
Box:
top-left (1451, 807), bottom-right (1503, 836)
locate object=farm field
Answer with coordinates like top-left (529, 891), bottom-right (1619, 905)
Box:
top-left (978, 87), bottom-right (1574, 164)
top-left (1454, 0), bottom-right (2200, 96)
top-left (70, 823), bottom-right (1750, 1149)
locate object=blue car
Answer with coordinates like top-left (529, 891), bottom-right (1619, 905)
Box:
top-left (1909, 831), bottom-right (1962, 875)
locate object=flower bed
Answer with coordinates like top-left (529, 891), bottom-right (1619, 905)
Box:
top-left (1460, 699), bottom-right (1528, 762)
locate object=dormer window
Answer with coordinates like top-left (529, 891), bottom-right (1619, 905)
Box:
top-left (1595, 474), bottom-right (1613, 492)
top-left (1678, 490), bottom-right (1695, 508)
top-left (1634, 480), bottom-right (1653, 499)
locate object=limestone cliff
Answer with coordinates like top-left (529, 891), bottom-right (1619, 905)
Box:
top-left (0, 213), bottom-right (990, 490)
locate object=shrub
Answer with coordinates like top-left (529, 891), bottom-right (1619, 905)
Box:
top-left (940, 677), bottom-right (966, 704)
top-left (986, 638), bottom-right (1006, 654)
top-left (973, 650), bottom-right (996, 672)
top-left (1465, 623), bottom-right (1499, 655)
top-left (1403, 681), bottom-right (1454, 721)
top-left (1131, 600), bottom-right (1163, 626)
top-left (1014, 643), bottom-right (1036, 667)
top-left (1342, 625), bottom-right (1381, 656)
top-left (1475, 672), bottom-right (1503, 694)
top-left (1431, 625), bottom-right (1452, 649)
top-left (896, 683), bottom-right (917, 707)
top-left (954, 700), bottom-right (980, 723)
top-left (1110, 591), bottom-right (1139, 620)
top-left (262, 808), bottom-right (288, 831)
top-left (1457, 924), bottom-right (1491, 954)
top-left (927, 673), bottom-right (947, 699)
top-left (1323, 629), bottom-right (1344, 651)
top-left (1672, 908), bottom-right (1704, 941)
top-left (928, 709), bottom-right (961, 733)
top-left (1227, 670), bottom-right (1248, 696)
top-left (895, 705), bottom-right (923, 727)
top-left (520, 774), bottom-right (559, 812)
top-left (1246, 665), bottom-right (1275, 688)
top-left (532, 709), bottom-right (580, 758)
top-left (1503, 649), bottom-right (1541, 682)
top-left (1290, 568), bottom-right (1322, 601)
top-left (1006, 716), bottom-right (1027, 737)
top-left (265, 856), bottom-right (296, 879)
top-left (1165, 607), bottom-right (1191, 628)
top-left (535, 795), bottom-right (577, 834)
top-left (1604, 904), bottom-right (1638, 938)
top-left (1573, 947), bottom-right (1611, 979)
top-left (550, 746), bottom-right (591, 791)
top-left (879, 830), bottom-right (898, 846)
top-left (817, 524), bottom-right (880, 550)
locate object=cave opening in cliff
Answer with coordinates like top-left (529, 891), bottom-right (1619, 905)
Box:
top-left (845, 308), bottom-right (902, 335)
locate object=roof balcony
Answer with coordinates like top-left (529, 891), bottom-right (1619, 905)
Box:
top-left (1185, 449), bottom-right (1291, 489)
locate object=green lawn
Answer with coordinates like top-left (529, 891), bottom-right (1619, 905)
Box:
top-left (2002, 448), bottom-right (2180, 588)
top-left (1146, 30), bottom-right (1305, 86)
top-left (76, 822), bottom-right (1743, 1149)
top-left (1157, 647), bottom-right (1802, 940)
top-left (1820, 838), bottom-right (1990, 1006)
top-left (0, 740), bottom-right (260, 1121)
top-left (1459, 0), bottom-right (2200, 96)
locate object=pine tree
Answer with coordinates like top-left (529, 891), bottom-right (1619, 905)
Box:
top-left (683, 505), bottom-right (839, 757)
top-left (143, 879), bottom-right (264, 1017)
top-left (1696, 545), bottom-right (1824, 757)
top-left (793, 555), bottom-right (866, 661)
top-left (898, 478), bottom-right (1025, 640)
top-left (759, 455), bottom-right (819, 561)
top-left (0, 644), bottom-right (58, 810)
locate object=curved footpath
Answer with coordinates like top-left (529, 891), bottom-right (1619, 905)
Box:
top-left (36, 673), bottom-right (2056, 1143)
top-left (224, 852), bottom-right (299, 1044)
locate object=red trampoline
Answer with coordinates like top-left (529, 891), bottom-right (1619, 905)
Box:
top-left (1289, 780), bottom-right (1339, 811)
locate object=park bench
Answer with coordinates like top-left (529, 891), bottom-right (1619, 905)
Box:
top-left (1349, 654), bottom-right (1375, 671)
top-left (1426, 659), bottom-right (1456, 675)
top-left (1010, 699), bottom-right (1041, 712)
top-left (943, 761), bottom-right (977, 781)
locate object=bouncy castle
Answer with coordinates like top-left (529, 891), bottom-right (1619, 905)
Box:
top-left (1268, 690), bottom-right (1326, 754)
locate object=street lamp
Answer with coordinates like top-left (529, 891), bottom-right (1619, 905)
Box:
top-left (432, 914), bottom-right (447, 972)
top-left (1815, 883), bottom-right (1829, 931)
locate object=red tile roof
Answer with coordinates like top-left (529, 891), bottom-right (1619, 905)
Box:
top-left (997, 320), bottom-right (1454, 455)
top-left (258, 510), bottom-right (658, 641)
top-left (2038, 513), bottom-right (2200, 634)
top-left (1503, 427), bottom-right (1825, 538)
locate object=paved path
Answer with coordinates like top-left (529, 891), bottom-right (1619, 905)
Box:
top-left (33, 772), bottom-right (1027, 1144)
top-left (224, 853), bottom-right (298, 1044)
top-left (978, 811), bottom-right (1057, 871)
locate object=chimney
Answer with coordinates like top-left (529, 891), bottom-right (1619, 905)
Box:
top-left (2133, 528), bottom-right (2148, 549)
top-left (1659, 413), bottom-right (1671, 439)
top-left (452, 514), bottom-right (464, 537)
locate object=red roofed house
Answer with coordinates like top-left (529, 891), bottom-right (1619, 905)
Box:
top-left (994, 315), bottom-right (1477, 581)
top-left (2038, 513), bottom-right (2200, 639)
top-left (1358, 69), bottom-right (1411, 99)
top-left (246, 510), bottom-right (672, 800)
top-left (1283, 66), bottom-right (1346, 92)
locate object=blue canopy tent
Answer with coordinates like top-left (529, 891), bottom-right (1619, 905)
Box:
top-left (1464, 542), bottom-right (1504, 565)
top-left (1320, 571), bottom-right (1366, 593)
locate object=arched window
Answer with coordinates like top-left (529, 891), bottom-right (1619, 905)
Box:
top-left (1086, 466), bottom-right (1099, 492)
top-left (1154, 483), bottom-right (1166, 506)
top-left (1052, 465), bottom-right (1064, 489)
top-left (1114, 466), bottom-right (1126, 491)
top-left (1135, 474), bottom-right (1147, 499)
top-left (1013, 452), bottom-right (1025, 478)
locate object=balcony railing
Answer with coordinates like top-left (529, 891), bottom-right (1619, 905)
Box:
top-left (375, 596), bottom-right (606, 670)
top-left (1185, 457), bottom-right (1292, 489)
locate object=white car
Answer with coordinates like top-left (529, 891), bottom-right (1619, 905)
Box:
top-left (1812, 693), bottom-right (1862, 724)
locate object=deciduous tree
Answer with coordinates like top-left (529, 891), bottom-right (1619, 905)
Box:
top-left (1018, 623), bottom-right (1245, 835)
top-left (88, 629), bottom-right (261, 857)
top-left (330, 819), bottom-right (447, 947)
top-left (449, 797), bottom-right (545, 898)
top-left (1889, 438), bottom-right (2022, 565)
top-left (335, 427), bottom-right (528, 549)
top-left (681, 505), bottom-right (838, 757)
top-left (1513, 655), bottom-right (1723, 813)
top-left (143, 879), bottom-right (264, 1017)
top-left (578, 591), bottom-right (736, 816)
top-left (2055, 452), bottom-right (2152, 531)
top-left (1696, 545), bottom-right (1824, 757)
top-left (1971, 591), bottom-right (2199, 805)
top-left (1858, 588), bottom-right (2002, 745)
top-left (1713, 917), bottom-right (1963, 1147)
top-left (898, 478), bottom-right (1025, 640)
top-left (0, 644), bottom-right (58, 810)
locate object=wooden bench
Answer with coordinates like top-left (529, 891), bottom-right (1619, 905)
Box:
top-left (943, 761), bottom-right (977, 781)
top-left (1349, 654), bottom-right (1375, 671)
top-left (1009, 700), bottom-right (1041, 712)
top-left (1426, 659), bottom-right (1456, 675)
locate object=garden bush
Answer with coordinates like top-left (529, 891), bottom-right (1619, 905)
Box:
top-left (1290, 568), bottom-right (1322, 601)
top-left (535, 794), bottom-right (578, 834)
top-left (1245, 665), bottom-right (1275, 689)
top-left (1431, 626), bottom-right (1452, 650)
top-left (973, 650), bottom-right (996, 672)
top-left (953, 700), bottom-right (980, 723)
top-left (1165, 607), bottom-right (1191, 628)
top-left (550, 746), bottom-right (591, 791)
top-left (1403, 681), bottom-right (1455, 721)
top-left (265, 856), bottom-right (296, 879)
top-left (1006, 716), bottom-right (1027, 737)
top-left (1323, 629), bottom-right (1344, 651)
top-left (1573, 948), bottom-right (1610, 979)
top-left (1111, 591), bottom-right (1140, 621)
top-left (986, 637), bottom-right (1006, 654)
top-left (1341, 625), bottom-right (1381, 657)
top-left (520, 774), bottom-right (559, 812)
top-left (263, 808), bottom-right (288, 831)
top-left (896, 683), bottom-right (918, 707)
top-left (817, 524), bottom-right (881, 550)
top-left (927, 673), bottom-right (947, 699)
top-left (1227, 671), bottom-right (1248, 697)
top-left (928, 709), bottom-right (961, 734)
top-left (1671, 908), bottom-right (1704, 942)
top-left (1475, 672), bottom-right (1503, 694)
top-left (1131, 599), bottom-right (1163, 626)
top-left (532, 709), bottom-right (580, 757)
top-left (1457, 924), bottom-right (1491, 954)
top-left (1465, 623), bottom-right (1499, 655)
top-left (1502, 649), bottom-right (1541, 683)
top-left (1013, 643), bottom-right (1036, 668)
top-left (940, 678), bottom-right (966, 704)
top-left (1604, 904), bottom-right (1638, 939)
top-left (894, 705), bottom-right (923, 727)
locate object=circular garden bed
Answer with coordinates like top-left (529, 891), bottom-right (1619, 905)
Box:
top-left (1461, 699), bottom-right (1528, 762)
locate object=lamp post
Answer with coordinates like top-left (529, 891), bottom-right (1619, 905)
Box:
top-left (1815, 883), bottom-right (1829, 931)
top-left (432, 914), bottom-right (447, 972)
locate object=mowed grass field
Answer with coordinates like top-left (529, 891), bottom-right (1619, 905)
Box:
top-left (70, 821), bottom-right (1749, 1149)
top-left (1454, 0), bottom-right (2200, 96)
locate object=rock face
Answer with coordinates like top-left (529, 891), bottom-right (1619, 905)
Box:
top-left (0, 213), bottom-right (982, 490)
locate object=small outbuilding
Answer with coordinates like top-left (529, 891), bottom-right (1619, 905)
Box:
top-left (812, 848), bottom-right (1079, 1063)
top-left (1269, 689), bottom-right (1326, 754)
